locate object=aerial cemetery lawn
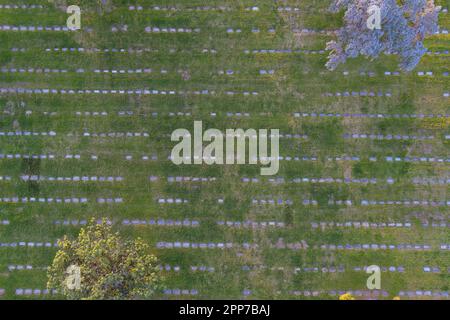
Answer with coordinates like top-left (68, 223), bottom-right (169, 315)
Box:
top-left (0, 0), bottom-right (449, 299)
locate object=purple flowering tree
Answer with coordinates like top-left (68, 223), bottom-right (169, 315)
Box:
top-left (326, 0), bottom-right (441, 71)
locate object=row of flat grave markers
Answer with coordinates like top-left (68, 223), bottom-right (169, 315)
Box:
top-left (243, 177), bottom-right (381, 184)
top-left (46, 220), bottom-right (450, 229)
top-left (150, 265), bottom-right (447, 274)
top-left (128, 5), bottom-right (449, 14)
top-left (422, 222), bottom-right (450, 228)
top-left (140, 26), bottom-right (337, 35)
top-left (289, 290), bottom-right (388, 298)
top-left (144, 26), bottom-right (201, 33)
top-left (0, 197), bottom-right (123, 204)
top-left (289, 290), bottom-right (449, 298)
top-left (1, 67), bottom-right (68, 73)
top-left (287, 290), bottom-right (383, 297)
top-left (9, 264), bottom-right (443, 274)
top-left (129, 5), bottom-right (275, 12)
top-left (8, 110), bottom-right (450, 119)
top-left (360, 200), bottom-right (450, 206)
top-left (317, 244), bottom-right (433, 250)
top-left (30, 111), bottom-right (450, 119)
top-left (311, 222), bottom-right (414, 229)
top-left (165, 176), bottom-right (217, 182)
top-left (423, 267), bottom-right (447, 273)
top-left (0, 154), bottom-right (99, 160)
top-left (217, 69), bottom-right (276, 75)
top-left (88, 111), bottom-right (450, 119)
top-left (2, 153), bottom-right (449, 164)
top-left (157, 265), bottom-right (215, 273)
top-left (398, 291), bottom-right (450, 298)
top-left (116, 111), bottom-right (194, 117)
top-left (8, 265), bottom-right (34, 271)
top-left (38, 47), bottom-right (218, 54)
top-left (20, 175), bottom-right (124, 182)
top-left (154, 242), bottom-right (447, 251)
top-left (24, 46), bottom-right (313, 55)
top-left (166, 132), bottom-right (308, 139)
top-left (122, 219), bottom-right (199, 227)
top-left (191, 266), bottom-right (214, 272)
top-left (293, 112), bottom-right (450, 118)
top-left (228, 27), bottom-right (275, 34)
top-left (244, 48), bottom-right (449, 55)
top-left (0, 25), bottom-right (71, 31)
top-left (54, 219), bottom-right (112, 226)
top-left (4, 66), bottom-right (449, 78)
top-left (69, 132), bottom-right (150, 137)
top-left (0, 67), bottom-right (174, 75)
top-left (130, 5), bottom-right (233, 11)
top-left (412, 178), bottom-right (450, 185)
top-left (0, 241), bottom-right (58, 248)
top-left (0, 87), bottom-right (259, 96)
top-left (426, 50), bottom-right (450, 55)
top-left (0, 153), bottom-right (56, 159)
top-left (126, 155), bottom-right (158, 161)
top-left (324, 90), bottom-right (392, 97)
top-left (0, 131), bottom-right (56, 136)
top-left (2, 110), bottom-right (51, 116)
top-left (232, 198), bottom-right (450, 207)
top-left (417, 71), bottom-right (449, 76)
top-left (343, 133), bottom-right (435, 140)
top-left (8, 45), bottom-right (448, 56)
top-left (0, 4), bottom-right (44, 9)
top-left (241, 265), bottom-right (405, 273)
top-left (156, 242), bottom-right (234, 249)
top-left (144, 27), bottom-right (284, 34)
top-left (76, 111), bottom-right (108, 116)
top-left (384, 156), bottom-right (450, 163)
top-left (7, 290), bottom-right (450, 298)
top-left (0, 153), bottom-right (100, 160)
top-left (0, 68), bottom-right (449, 83)
top-left (157, 198), bottom-right (189, 204)
top-left (245, 49), bottom-right (329, 54)
top-left (5, 131), bottom-right (148, 139)
top-left (15, 289), bottom-right (57, 296)
top-left (314, 266), bottom-right (405, 273)
top-left (217, 221), bottom-right (285, 228)
top-left (243, 289), bottom-right (393, 298)
top-left (340, 70), bottom-right (450, 77)
top-left (0, 197), bottom-right (88, 204)
top-left (297, 200), bottom-right (450, 206)
top-left (246, 199), bottom-right (304, 206)
top-left (0, 24), bottom-right (446, 34)
top-left (160, 265), bottom-right (179, 272)
top-left (163, 289), bottom-right (198, 296)
top-left (251, 198), bottom-right (295, 205)
top-left (161, 177), bottom-right (385, 185)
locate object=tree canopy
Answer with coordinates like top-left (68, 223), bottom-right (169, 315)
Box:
top-left (326, 0), bottom-right (441, 71)
top-left (47, 218), bottom-right (163, 300)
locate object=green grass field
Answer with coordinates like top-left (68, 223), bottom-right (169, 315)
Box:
top-left (0, 0), bottom-right (449, 300)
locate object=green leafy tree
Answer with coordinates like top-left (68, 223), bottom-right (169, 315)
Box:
top-left (47, 218), bottom-right (163, 300)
